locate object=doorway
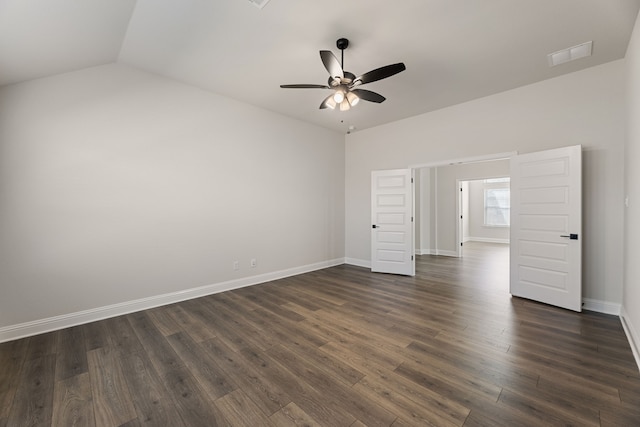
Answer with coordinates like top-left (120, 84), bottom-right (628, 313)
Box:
top-left (414, 160), bottom-right (512, 292)
top-left (408, 145), bottom-right (582, 310)
top-left (414, 159), bottom-right (511, 258)
top-left (458, 177), bottom-right (510, 254)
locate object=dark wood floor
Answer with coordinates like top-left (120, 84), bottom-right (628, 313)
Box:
top-left (1, 242), bottom-right (639, 426)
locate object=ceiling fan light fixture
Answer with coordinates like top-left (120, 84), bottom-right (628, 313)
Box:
top-left (346, 91), bottom-right (359, 106)
top-left (280, 38), bottom-right (406, 111)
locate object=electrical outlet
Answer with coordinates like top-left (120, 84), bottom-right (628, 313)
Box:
top-left (233, 261), bottom-right (239, 271)
top-left (250, 258), bottom-right (257, 268)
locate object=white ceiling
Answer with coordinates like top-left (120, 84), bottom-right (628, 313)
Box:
top-left (1, 0), bottom-right (639, 133)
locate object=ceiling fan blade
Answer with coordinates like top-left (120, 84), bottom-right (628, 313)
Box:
top-left (353, 62), bottom-right (406, 86)
top-left (319, 94), bottom-right (336, 109)
top-left (351, 89), bottom-right (386, 103)
top-left (320, 50), bottom-right (344, 79)
top-left (280, 84), bottom-right (330, 89)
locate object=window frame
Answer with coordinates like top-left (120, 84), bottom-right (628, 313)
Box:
top-left (483, 179), bottom-right (511, 228)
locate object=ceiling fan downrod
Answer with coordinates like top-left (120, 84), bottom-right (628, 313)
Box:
top-left (336, 38), bottom-right (349, 69)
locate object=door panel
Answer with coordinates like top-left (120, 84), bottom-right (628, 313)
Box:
top-left (371, 169), bottom-right (415, 276)
top-left (510, 145), bottom-right (582, 311)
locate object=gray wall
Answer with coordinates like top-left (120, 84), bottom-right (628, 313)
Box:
top-left (623, 10), bottom-right (640, 366)
top-left (0, 64), bottom-right (345, 331)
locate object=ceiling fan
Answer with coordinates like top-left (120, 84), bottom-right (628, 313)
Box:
top-left (280, 38), bottom-right (406, 111)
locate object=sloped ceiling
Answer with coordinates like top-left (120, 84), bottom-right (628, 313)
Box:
top-left (1, 0), bottom-right (639, 133)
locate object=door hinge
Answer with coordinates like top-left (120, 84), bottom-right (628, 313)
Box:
top-left (411, 255), bottom-right (414, 261)
top-left (411, 216), bottom-right (414, 222)
top-left (411, 177), bottom-right (414, 183)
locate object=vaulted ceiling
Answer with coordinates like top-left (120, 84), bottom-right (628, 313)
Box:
top-left (1, 0), bottom-right (639, 133)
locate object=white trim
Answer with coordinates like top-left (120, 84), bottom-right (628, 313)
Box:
top-left (456, 179), bottom-right (462, 258)
top-left (434, 168), bottom-right (439, 254)
top-left (345, 257), bottom-right (371, 268)
top-left (408, 151), bottom-right (518, 170)
top-left (467, 237), bottom-right (510, 244)
top-left (0, 258), bottom-right (345, 343)
top-left (621, 306), bottom-right (640, 372)
top-left (416, 249), bottom-right (436, 255)
top-left (581, 298), bottom-right (621, 315)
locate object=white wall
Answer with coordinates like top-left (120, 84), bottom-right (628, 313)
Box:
top-left (0, 64), bottom-right (345, 333)
top-left (346, 60), bottom-right (626, 307)
top-left (623, 11), bottom-right (640, 366)
top-left (417, 168), bottom-right (434, 254)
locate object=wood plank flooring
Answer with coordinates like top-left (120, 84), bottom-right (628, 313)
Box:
top-left (1, 242), bottom-right (639, 426)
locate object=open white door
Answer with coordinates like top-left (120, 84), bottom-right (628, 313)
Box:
top-left (510, 145), bottom-right (582, 311)
top-left (371, 169), bottom-right (415, 276)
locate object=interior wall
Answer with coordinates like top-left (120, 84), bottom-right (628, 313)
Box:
top-left (346, 59), bottom-right (625, 306)
top-left (418, 168), bottom-right (433, 253)
top-left (0, 63), bottom-right (345, 329)
top-left (623, 11), bottom-right (640, 362)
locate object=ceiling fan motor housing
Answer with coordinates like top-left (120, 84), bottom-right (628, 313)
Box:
top-left (329, 71), bottom-right (355, 87)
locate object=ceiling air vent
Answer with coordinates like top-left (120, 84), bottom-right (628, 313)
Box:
top-left (547, 41), bottom-right (593, 67)
top-left (248, 0), bottom-right (271, 9)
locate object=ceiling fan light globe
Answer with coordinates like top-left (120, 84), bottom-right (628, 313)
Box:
top-left (346, 91), bottom-right (359, 106)
top-left (326, 97), bottom-right (337, 109)
top-left (340, 100), bottom-right (350, 111)
top-left (333, 91), bottom-right (345, 103)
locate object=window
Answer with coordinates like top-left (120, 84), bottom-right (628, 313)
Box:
top-left (484, 185), bottom-right (510, 227)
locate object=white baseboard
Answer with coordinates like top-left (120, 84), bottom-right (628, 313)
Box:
top-left (435, 249), bottom-right (459, 257)
top-left (621, 306), bottom-right (640, 373)
top-left (420, 249), bottom-right (438, 255)
top-left (416, 249), bottom-right (463, 257)
top-left (0, 258), bottom-right (345, 343)
top-left (581, 298), bottom-right (621, 315)
top-left (467, 237), bottom-right (510, 244)
top-left (345, 257), bottom-right (371, 269)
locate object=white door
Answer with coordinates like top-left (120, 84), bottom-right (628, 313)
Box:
top-left (510, 145), bottom-right (582, 311)
top-left (371, 169), bottom-right (415, 276)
